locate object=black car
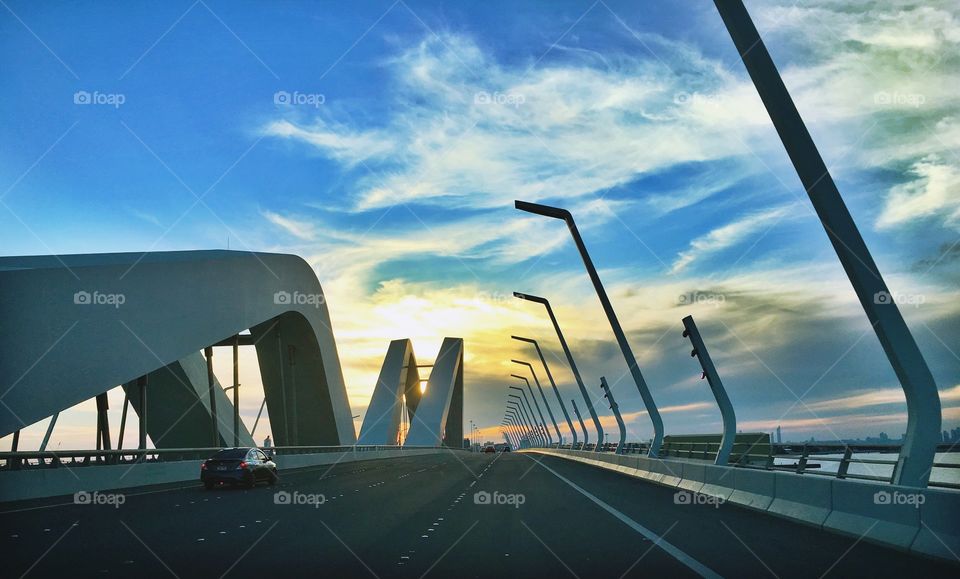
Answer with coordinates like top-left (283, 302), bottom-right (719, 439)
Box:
top-left (201, 447), bottom-right (278, 489)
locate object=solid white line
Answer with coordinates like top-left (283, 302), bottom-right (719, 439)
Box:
top-left (527, 455), bottom-right (723, 579)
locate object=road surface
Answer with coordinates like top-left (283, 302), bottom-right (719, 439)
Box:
top-left (1, 451), bottom-right (955, 577)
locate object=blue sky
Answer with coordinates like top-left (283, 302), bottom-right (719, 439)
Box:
top-left (2, 0), bottom-right (959, 448)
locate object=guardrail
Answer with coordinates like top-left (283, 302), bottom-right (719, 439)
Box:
top-left (587, 439), bottom-right (960, 490)
top-left (0, 445), bottom-right (450, 471)
top-left (763, 443), bottom-right (960, 490)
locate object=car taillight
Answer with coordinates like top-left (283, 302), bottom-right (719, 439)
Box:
top-left (201, 461), bottom-right (207, 470)
top-left (238, 461), bottom-right (248, 470)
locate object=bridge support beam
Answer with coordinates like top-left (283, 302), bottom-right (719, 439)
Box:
top-left (358, 339), bottom-right (420, 445)
top-left (714, 0), bottom-right (941, 487)
top-left (122, 352), bottom-right (254, 449)
top-left (403, 338), bottom-right (464, 447)
top-left (600, 377), bottom-right (626, 454)
top-left (682, 315), bottom-right (736, 465)
top-left (571, 399), bottom-right (588, 450)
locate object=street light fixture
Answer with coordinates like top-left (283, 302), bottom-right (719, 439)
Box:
top-left (511, 373), bottom-right (553, 446)
top-left (513, 292), bottom-right (603, 451)
top-left (512, 336), bottom-right (577, 448)
top-left (512, 359), bottom-right (562, 446)
top-left (509, 386), bottom-right (547, 447)
top-left (515, 200), bottom-right (664, 457)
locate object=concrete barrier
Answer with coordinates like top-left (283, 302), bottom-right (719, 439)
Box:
top-left (824, 479), bottom-right (921, 550)
top-left (911, 486), bottom-right (960, 560)
top-left (0, 448), bottom-right (447, 503)
top-left (525, 448), bottom-right (960, 564)
top-left (768, 471), bottom-right (832, 528)
top-left (728, 468), bottom-right (776, 511)
top-left (699, 464), bottom-right (736, 501)
top-left (647, 458), bottom-right (683, 486)
top-left (678, 462), bottom-right (706, 493)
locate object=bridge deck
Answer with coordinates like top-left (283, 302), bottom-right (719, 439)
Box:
top-left (1, 453), bottom-right (954, 577)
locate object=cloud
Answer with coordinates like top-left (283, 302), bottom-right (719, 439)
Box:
top-left (877, 156), bottom-right (960, 230)
top-left (669, 204), bottom-right (796, 274)
top-left (261, 32), bottom-right (771, 213)
top-left (262, 210), bottom-right (317, 240)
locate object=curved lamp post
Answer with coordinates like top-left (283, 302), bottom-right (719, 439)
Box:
top-left (510, 386), bottom-right (548, 447)
top-left (570, 398), bottom-right (588, 450)
top-left (515, 200), bottom-right (664, 457)
top-left (713, 0), bottom-right (940, 487)
top-left (513, 292), bottom-right (603, 451)
top-left (508, 399), bottom-right (538, 447)
top-left (511, 373), bottom-right (554, 446)
top-left (512, 336), bottom-right (577, 447)
top-left (512, 359), bottom-right (563, 445)
top-left (505, 412), bottom-right (526, 448)
top-left (509, 390), bottom-right (545, 447)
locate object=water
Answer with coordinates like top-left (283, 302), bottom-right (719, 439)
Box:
top-left (773, 451), bottom-right (960, 486)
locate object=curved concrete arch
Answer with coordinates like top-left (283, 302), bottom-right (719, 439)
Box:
top-left (0, 250), bottom-right (355, 445)
top-left (357, 339), bottom-right (421, 445)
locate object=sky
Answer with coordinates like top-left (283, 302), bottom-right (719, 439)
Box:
top-left (1, 0), bottom-right (958, 450)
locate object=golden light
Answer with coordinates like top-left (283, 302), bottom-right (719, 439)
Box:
top-left (419, 380), bottom-right (428, 394)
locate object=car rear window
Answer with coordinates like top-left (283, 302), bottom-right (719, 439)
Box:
top-left (212, 448), bottom-right (248, 459)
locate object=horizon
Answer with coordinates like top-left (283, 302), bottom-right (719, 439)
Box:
top-left (2, 0), bottom-right (959, 450)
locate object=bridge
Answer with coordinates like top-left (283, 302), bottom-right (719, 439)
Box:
top-left (1, 1), bottom-right (959, 577)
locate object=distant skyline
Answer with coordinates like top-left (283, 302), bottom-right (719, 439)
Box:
top-left (1, 0), bottom-right (958, 450)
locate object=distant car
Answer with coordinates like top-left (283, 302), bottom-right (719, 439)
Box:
top-left (483, 445), bottom-right (495, 453)
top-left (201, 447), bottom-right (278, 489)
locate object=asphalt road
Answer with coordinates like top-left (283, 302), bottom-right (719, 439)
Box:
top-left (1, 451), bottom-right (956, 578)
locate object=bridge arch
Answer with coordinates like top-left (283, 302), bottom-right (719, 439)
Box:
top-left (0, 250), bottom-right (356, 445)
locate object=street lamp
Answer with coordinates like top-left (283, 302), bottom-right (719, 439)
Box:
top-left (515, 200), bottom-right (663, 457)
top-left (512, 336), bottom-right (577, 448)
top-left (513, 292), bottom-right (603, 451)
top-left (509, 386), bottom-right (547, 447)
top-left (508, 397), bottom-right (540, 447)
top-left (511, 373), bottom-right (553, 446)
top-left (512, 359), bottom-right (562, 446)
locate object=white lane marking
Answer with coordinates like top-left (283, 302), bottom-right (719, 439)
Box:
top-left (528, 456), bottom-right (723, 579)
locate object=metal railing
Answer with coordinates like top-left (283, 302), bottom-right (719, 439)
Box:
top-left (0, 444), bottom-right (452, 471)
top-left (762, 443), bottom-right (960, 490)
top-left (561, 439), bottom-right (960, 490)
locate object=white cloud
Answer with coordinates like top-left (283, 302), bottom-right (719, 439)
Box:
top-left (262, 33), bottom-right (770, 213)
top-left (877, 156), bottom-right (960, 230)
top-left (262, 210), bottom-right (317, 240)
top-left (669, 204), bottom-right (796, 274)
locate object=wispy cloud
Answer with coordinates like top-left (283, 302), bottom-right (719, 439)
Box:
top-left (669, 204), bottom-right (796, 274)
top-left (262, 210), bottom-right (317, 241)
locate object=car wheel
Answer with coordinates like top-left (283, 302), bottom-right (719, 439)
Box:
top-left (269, 471), bottom-right (279, 486)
